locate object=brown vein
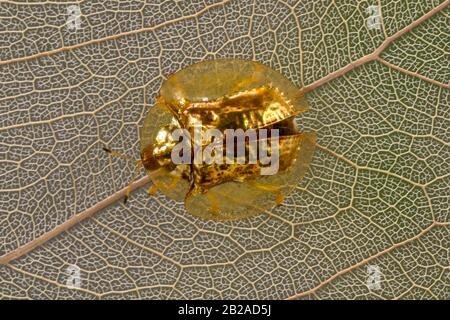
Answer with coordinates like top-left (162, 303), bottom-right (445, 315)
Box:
top-left (286, 222), bottom-right (443, 300)
top-left (377, 57), bottom-right (450, 89)
top-left (0, 0), bottom-right (232, 65)
top-left (0, 175), bottom-right (151, 265)
top-left (0, 0), bottom-right (448, 270)
top-left (303, 0), bottom-right (450, 93)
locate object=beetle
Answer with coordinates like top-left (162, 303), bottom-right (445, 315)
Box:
top-left (105, 59), bottom-right (316, 221)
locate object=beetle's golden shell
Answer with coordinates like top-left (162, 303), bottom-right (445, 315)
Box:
top-left (160, 59), bottom-right (307, 112)
top-left (140, 59), bottom-right (316, 221)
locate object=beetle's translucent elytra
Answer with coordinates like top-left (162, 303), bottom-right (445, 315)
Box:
top-left (108, 59), bottom-right (316, 221)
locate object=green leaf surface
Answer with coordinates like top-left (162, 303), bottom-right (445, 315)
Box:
top-left (0, 0), bottom-right (448, 299)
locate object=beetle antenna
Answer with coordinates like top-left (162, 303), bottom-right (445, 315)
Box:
top-left (102, 147), bottom-right (138, 163)
top-left (103, 146), bottom-right (143, 204)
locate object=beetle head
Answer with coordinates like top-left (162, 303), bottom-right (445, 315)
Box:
top-left (141, 125), bottom-right (178, 173)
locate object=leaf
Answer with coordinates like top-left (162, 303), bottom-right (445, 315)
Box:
top-left (0, 0), bottom-right (448, 299)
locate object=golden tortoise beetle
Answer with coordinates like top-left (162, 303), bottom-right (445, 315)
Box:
top-left (105, 59), bottom-right (316, 221)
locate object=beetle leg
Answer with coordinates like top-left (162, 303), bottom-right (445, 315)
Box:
top-left (159, 175), bottom-right (180, 190)
top-left (232, 63), bottom-right (264, 92)
top-left (147, 184), bottom-right (158, 196)
top-left (206, 193), bottom-right (220, 215)
top-left (275, 192), bottom-right (285, 205)
top-left (249, 181), bottom-right (285, 205)
top-left (147, 175), bottom-right (180, 198)
top-left (167, 175), bottom-right (181, 189)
